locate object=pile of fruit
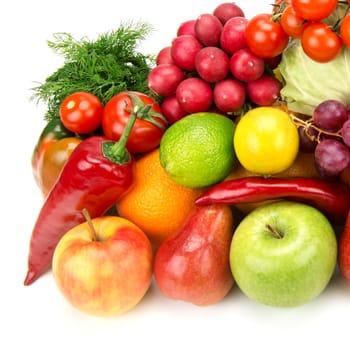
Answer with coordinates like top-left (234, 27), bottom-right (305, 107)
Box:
top-left (25, 0), bottom-right (350, 317)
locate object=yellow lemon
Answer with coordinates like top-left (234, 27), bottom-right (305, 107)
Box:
top-left (233, 107), bottom-right (299, 175)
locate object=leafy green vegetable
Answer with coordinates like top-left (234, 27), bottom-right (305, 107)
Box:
top-left (279, 40), bottom-right (350, 116)
top-left (31, 21), bottom-right (157, 121)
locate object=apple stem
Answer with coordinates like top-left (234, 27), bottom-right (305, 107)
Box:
top-left (82, 208), bottom-right (98, 241)
top-left (266, 224), bottom-right (284, 239)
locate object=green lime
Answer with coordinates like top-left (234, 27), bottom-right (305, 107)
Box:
top-left (159, 112), bottom-right (236, 188)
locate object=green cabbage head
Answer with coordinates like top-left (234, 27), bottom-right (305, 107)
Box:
top-left (279, 41), bottom-right (350, 116)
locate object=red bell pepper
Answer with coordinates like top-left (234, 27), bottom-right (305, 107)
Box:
top-left (195, 177), bottom-right (350, 224)
top-left (24, 92), bottom-right (153, 286)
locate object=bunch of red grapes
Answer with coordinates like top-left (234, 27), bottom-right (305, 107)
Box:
top-left (296, 99), bottom-right (350, 178)
top-left (147, 2), bottom-right (282, 124)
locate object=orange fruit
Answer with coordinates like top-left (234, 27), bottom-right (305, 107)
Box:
top-left (116, 148), bottom-right (203, 246)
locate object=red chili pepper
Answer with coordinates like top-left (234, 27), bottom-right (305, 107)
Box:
top-left (23, 93), bottom-right (149, 286)
top-left (195, 177), bottom-right (350, 224)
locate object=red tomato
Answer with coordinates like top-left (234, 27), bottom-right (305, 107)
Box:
top-left (340, 13), bottom-right (350, 48)
top-left (291, 0), bottom-right (338, 21)
top-left (301, 22), bottom-right (342, 63)
top-left (102, 91), bottom-right (167, 154)
top-left (245, 13), bottom-right (289, 58)
top-left (280, 5), bottom-right (308, 38)
top-left (59, 91), bottom-right (103, 134)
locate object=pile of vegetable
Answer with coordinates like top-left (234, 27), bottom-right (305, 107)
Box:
top-left (23, 0), bottom-right (350, 312)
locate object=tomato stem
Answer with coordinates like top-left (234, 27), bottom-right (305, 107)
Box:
top-left (333, 3), bottom-right (350, 32)
top-left (128, 92), bottom-right (167, 129)
top-left (271, 0), bottom-right (290, 19)
top-left (102, 91), bottom-right (168, 164)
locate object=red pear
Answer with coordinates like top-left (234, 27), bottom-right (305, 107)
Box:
top-left (339, 210), bottom-right (350, 284)
top-left (154, 204), bottom-right (235, 306)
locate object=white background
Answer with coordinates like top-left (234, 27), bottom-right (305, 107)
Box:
top-left (1, 1), bottom-right (350, 349)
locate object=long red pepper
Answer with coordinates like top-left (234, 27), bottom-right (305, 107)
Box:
top-left (195, 177), bottom-right (350, 224)
top-left (24, 93), bottom-right (153, 286)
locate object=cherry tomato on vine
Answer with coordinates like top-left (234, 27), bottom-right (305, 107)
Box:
top-left (59, 91), bottom-right (103, 134)
top-left (245, 13), bottom-right (289, 58)
top-left (280, 5), bottom-right (308, 38)
top-left (291, 0), bottom-right (338, 21)
top-left (102, 91), bottom-right (167, 154)
top-left (340, 13), bottom-right (350, 48)
top-left (301, 22), bottom-right (342, 63)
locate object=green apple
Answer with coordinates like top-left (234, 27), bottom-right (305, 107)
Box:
top-left (230, 200), bottom-right (337, 307)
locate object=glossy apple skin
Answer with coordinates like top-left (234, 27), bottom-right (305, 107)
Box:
top-left (230, 201), bottom-right (337, 307)
top-left (339, 210), bottom-right (350, 284)
top-left (154, 204), bottom-right (234, 306)
top-left (52, 216), bottom-right (153, 317)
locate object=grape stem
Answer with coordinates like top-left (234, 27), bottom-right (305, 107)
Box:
top-left (291, 113), bottom-right (342, 144)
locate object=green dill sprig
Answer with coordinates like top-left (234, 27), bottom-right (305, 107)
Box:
top-left (31, 21), bottom-right (158, 121)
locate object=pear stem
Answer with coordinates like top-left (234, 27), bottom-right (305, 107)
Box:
top-left (82, 208), bottom-right (98, 241)
top-left (266, 224), bottom-right (284, 239)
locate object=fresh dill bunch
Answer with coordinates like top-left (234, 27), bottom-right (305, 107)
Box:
top-left (31, 21), bottom-right (158, 121)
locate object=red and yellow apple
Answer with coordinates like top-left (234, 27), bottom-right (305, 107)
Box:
top-left (52, 214), bottom-right (153, 317)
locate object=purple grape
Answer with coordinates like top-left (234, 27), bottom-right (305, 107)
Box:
top-left (314, 139), bottom-right (350, 177)
top-left (298, 125), bottom-right (318, 152)
top-left (342, 119), bottom-right (350, 147)
top-left (313, 100), bottom-right (348, 132)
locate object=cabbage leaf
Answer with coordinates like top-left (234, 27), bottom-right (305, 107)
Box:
top-left (279, 40), bottom-right (350, 116)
